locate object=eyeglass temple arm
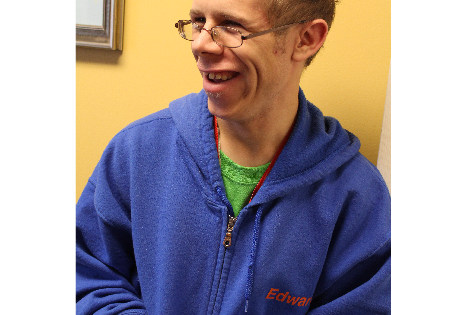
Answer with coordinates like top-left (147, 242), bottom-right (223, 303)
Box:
top-left (242, 20), bottom-right (308, 40)
top-left (175, 20), bottom-right (191, 28)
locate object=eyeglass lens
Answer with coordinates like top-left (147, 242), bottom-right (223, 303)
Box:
top-left (179, 21), bottom-right (243, 48)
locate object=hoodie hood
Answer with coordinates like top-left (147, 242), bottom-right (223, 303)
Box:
top-left (169, 88), bottom-right (360, 206)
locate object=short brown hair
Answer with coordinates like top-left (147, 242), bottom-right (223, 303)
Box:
top-left (267, 0), bottom-right (339, 67)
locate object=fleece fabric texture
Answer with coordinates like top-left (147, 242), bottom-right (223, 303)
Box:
top-left (76, 89), bottom-right (391, 315)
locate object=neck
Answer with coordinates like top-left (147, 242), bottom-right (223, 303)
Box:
top-left (216, 99), bottom-right (298, 167)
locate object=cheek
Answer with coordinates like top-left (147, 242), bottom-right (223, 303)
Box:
top-left (273, 36), bottom-right (288, 55)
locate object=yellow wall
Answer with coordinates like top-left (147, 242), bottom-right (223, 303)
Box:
top-left (76, 0), bottom-right (390, 200)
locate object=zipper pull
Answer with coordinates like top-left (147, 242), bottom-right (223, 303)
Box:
top-left (223, 216), bottom-right (237, 248)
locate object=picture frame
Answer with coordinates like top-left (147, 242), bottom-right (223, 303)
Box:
top-left (76, 0), bottom-right (124, 50)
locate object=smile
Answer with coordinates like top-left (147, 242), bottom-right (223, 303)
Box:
top-left (205, 71), bottom-right (238, 83)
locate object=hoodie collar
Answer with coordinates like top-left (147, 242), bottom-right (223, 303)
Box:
top-left (169, 88), bottom-right (360, 206)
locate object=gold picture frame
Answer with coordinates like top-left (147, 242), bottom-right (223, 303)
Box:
top-left (76, 0), bottom-right (124, 50)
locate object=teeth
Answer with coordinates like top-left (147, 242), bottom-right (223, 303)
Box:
top-left (207, 72), bottom-right (233, 81)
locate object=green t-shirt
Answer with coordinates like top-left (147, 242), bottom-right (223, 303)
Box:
top-left (220, 150), bottom-right (270, 217)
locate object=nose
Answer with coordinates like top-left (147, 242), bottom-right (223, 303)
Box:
top-left (191, 27), bottom-right (223, 56)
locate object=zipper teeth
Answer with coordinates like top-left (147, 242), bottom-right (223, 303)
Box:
top-left (210, 212), bottom-right (236, 314)
top-left (228, 214), bottom-right (236, 234)
top-left (210, 248), bottom-right (227, 315)
top-left (215, 186), bottom-right (234, 217)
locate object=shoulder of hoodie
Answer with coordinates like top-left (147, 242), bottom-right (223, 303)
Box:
top-left (341, 151), bottom-right (390, 201)
top-left (114, 108), bottom-right (173, 138)
top-left (107, 92), bottom-right (200, 145)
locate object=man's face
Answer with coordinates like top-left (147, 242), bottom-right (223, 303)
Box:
top-left (190, 0), bottom-right (297, 123)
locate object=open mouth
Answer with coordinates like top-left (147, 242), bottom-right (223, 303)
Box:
top-left (206, 72), bottom-right (239, 83)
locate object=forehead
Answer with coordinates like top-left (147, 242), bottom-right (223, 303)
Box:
top-left (190, 0), bottom-right (269, 25)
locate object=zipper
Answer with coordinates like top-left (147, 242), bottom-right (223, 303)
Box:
top-left (223, 215), bottom-right (237, 248)
top-left (216, 187), bottom-right (236, 248)
top-left (209, 214), bottom-right (236, 315)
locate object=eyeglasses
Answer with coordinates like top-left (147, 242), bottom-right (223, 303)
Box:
top-left (175, 19), bottom-right (310, 48)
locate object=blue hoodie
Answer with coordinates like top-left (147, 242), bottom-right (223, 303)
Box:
top-left (76, 89), bottom-right (391, 315)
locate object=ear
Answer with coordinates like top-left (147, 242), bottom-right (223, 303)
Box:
top-left (291, 19), bottom-right (328, 63)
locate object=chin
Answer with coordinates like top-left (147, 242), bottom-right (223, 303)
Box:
top-left (207, 96), bottom-right (239, 120)
top-left (207, 94), bottom-right (228, 117)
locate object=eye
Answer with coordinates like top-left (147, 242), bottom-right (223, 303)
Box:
top-left (191, 17), bottom-right (206, 26)
top-left (223, 20), bottom-right (243, 29)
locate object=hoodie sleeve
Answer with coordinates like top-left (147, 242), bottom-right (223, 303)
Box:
top-left (307, 242), bottom-right (390, 314)
top-left (76, 165), bottom-right (147, 315)
top-left (308, 167), bottom-right (391, 314)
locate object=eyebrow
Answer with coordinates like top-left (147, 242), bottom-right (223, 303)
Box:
top-left (189, 9), bottom-right (201, 17)
top-left (189, 9), bottom-right (250, 26)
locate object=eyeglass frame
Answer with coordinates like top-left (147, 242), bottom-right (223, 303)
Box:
top-left (175, 19), bottom-right (311, 48)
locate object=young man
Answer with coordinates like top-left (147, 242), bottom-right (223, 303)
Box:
top-left (76, 0), bottom-right (390, 314)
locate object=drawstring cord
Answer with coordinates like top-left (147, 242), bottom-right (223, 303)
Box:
top-left (244, 206), bottom-right (263, 312)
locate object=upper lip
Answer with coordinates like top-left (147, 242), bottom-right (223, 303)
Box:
top-left (198, 68), bottom-right (238, 74)
top-left (197, 59), bottom-right (240, 74)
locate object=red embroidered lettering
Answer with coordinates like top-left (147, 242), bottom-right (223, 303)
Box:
top-left (298, 297), bottom-right (307, 306)
top-left (276, 291), bottom-right (289, 302)
top-left (266, 288), bottom-right (279, 299)
top-left (266, 288), bottom-right (312, 308)
top-left (287, 295), bottom-right (300, 305)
